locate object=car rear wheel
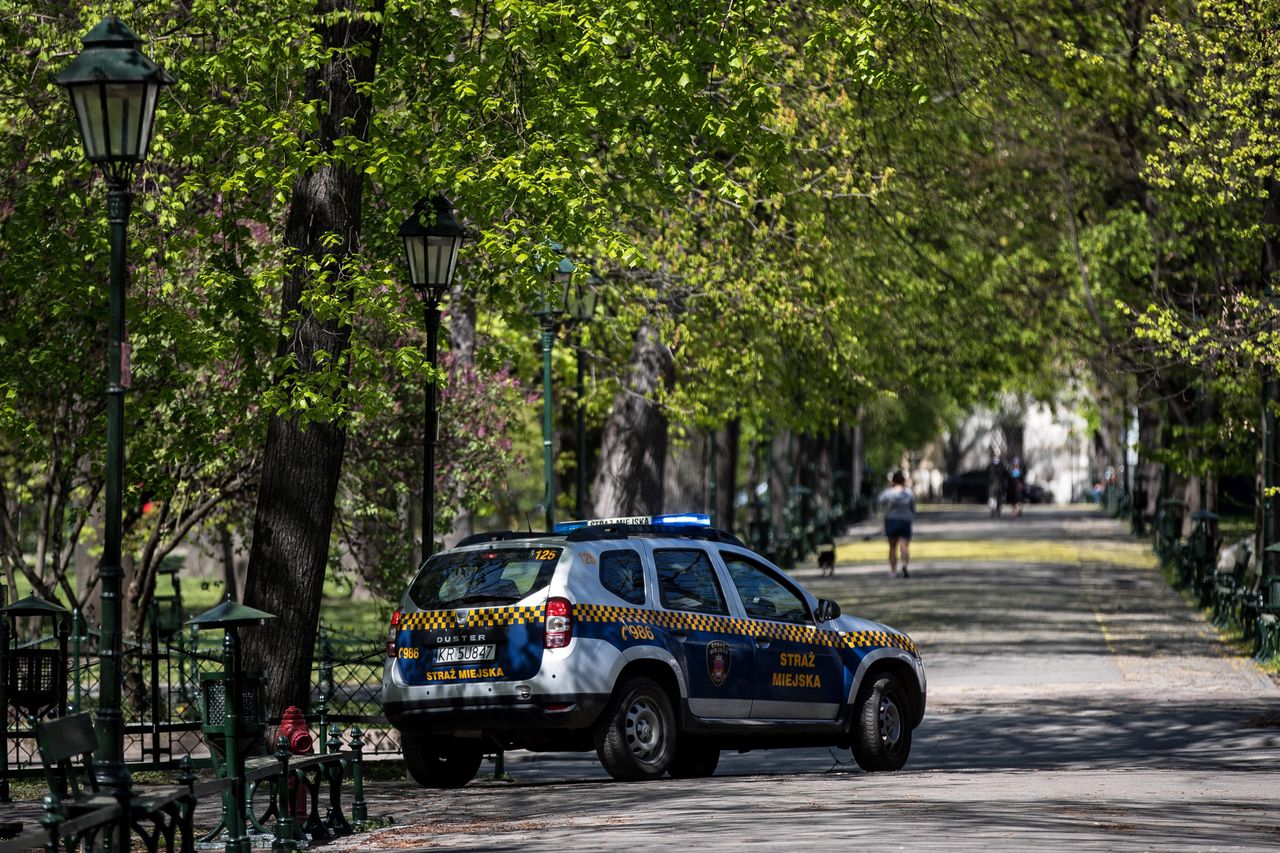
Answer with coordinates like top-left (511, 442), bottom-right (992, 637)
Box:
top-left (851, 673), bottom-right (912, 772)
top-left (594, 677), bottom-right (676, 781)
top-left (401, 732), bottom-right (484, 788)
top-left (667, 741), bottom-right (719, 778)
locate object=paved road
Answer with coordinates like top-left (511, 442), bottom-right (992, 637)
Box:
top-left (332, 506), bottom-right (1280, 851)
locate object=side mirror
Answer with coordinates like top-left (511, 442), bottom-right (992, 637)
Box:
top-left (816, 599), bottom-right (841, 622)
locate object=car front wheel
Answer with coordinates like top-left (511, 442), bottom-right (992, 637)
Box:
top-left (594, 676), bottom-right (677, 781)
top-left (401, 732), bottom-right (484, 788)
top-left (851, 673), bottom-right (912, 772)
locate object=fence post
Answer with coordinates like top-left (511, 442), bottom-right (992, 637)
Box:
top-left (271, 736), bottom-right (296, 853)
top-left (70, 609), bottom-right (82, 714)
top-left (319, 625), bottom-right (335, 702)
top-left (0, 597), bottom-right (8, 805)
top-left (348, 727), bottom-right (367, 829)
top-left (316, 697), bottom-right (328, 755)
top-left (38, 794), bottom-right (62, 853)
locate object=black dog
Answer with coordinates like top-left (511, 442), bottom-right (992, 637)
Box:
top-left (817, 545), bottom-right (835, 577)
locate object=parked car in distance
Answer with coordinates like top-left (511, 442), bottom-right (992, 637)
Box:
top-left (942, 469), bottom-right (1052, 504)
top-left (941, 469), bottom-right (989, 503)
top-left (1026, 483), bottom-right (1052, 504)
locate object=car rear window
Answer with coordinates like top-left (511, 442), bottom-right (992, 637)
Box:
top-left (408, 547), bottom-right (562, 609)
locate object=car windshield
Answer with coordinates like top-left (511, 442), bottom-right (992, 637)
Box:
top-left (407, 547), bottom-right (562, 609)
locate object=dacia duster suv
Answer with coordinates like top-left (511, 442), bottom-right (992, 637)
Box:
top-left (382, 515), bottom-right (925, 786)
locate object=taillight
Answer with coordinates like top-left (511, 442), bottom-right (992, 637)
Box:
top-left (544, 597), bottom-right (573, 649)
top-left (386, 609), bottom-right (401, 658)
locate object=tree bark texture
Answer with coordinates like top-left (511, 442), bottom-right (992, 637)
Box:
top-left (242, 0), bottom-right (384, 714)
top-left (714, 422), bottom-right (740, 533)
top-left (769, 433), bottom-right (791, 535)
top-left (814, 436), bottom-right (834, 516)
top-left (443, 295), bottom-right (477, 549)
top-left (851, 421), bottom-right (865, 509)
top-left (663, 430), bottom-right (704, 514)
top-left (591, 321), bottom-right (672, 516)
top-left (1137, 403), bottom-right (1161, 518)
top-left (1260, 175), bottom-right (1280, 581)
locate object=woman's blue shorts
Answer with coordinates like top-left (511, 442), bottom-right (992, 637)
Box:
top-left (884, 519), bottom-right (913, 540)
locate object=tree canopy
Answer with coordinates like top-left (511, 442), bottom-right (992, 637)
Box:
top-left (3, 0), bottom-right (1277, 702)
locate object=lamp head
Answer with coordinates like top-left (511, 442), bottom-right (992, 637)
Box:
top-left (398, 194), bottom-right (469, 302)
top-left (54, 16), bottom-right (173, 184)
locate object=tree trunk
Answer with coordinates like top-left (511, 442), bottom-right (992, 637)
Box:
top-left (815, 435), bottom-right (834, 517)
top-left (443, 295), bottom-right (477, 549)
top-left (1137, 402), bottom-right (1161, 519)
top-left (241, 0), bottom-right (384, 714)
top-left (1261, 176), bottom-right (1280, 581)
top-left (851, 421), bottom-right (865, 510)
top-left (715, 421), bottom-right (740, 534)
top-left (770, 433), bottom-right (790, 536)
top-left (663, 429), bottom-right (703, 513)
top-left (591, 320), bottom-right (672, 516)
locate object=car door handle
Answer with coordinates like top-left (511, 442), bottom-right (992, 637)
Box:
top-left (671, 630), bottom-right (688, 639)
top-left (754, 637), bottom-right (771, 649)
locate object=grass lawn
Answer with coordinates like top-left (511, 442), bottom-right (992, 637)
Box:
top-left (836, 536), bottom-right (1158, 569)
top-left (6, 572), bottom-right (393, 639)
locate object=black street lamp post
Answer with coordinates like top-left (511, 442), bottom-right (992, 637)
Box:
top-left (399, 195), bottom-right (469, 559)
top-left (54, 14), bottom-right (172, 811)
top-left (533, 246), bottom-right (574, 531)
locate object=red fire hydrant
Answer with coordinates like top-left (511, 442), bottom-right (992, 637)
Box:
top-left (278, 706), bottom-right (313, 754)
top-left (277, 706), bottom-right (313, 818)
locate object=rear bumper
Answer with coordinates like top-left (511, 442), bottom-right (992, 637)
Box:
top-left (385, 693), bottom-right (608, 732)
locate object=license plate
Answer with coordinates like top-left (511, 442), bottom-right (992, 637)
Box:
top-left (432, 644), bottom-right (496, 664)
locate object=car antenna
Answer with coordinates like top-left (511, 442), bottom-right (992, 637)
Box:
top-left (525, 509), bottom-right (534, 532)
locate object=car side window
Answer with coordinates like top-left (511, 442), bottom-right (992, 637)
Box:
top-left (721, 552), bottom-right (811, 625)
top-left (654, 549), bottom-right (728, 615)
top-left (599, 549), bottom-right (646, 605)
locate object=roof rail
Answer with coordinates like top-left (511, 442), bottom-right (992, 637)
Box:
top-left (453, 531), bottom-right (546, 547)
top-left (564, 524), bottom-right (745, 547)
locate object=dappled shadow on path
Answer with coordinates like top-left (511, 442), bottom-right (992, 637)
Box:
top-left (914, 694), bottom-right (1280, 772)
top-left (809, 557), bottom-right (1220, 660)
top-left (331, 769), bottom-right (1280, 852)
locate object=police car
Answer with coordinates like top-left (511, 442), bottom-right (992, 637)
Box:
top-left (382, 514), bottom-right (925, 786)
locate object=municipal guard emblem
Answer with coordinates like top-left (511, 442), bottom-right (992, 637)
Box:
top-left (707, 640), bottom-right (731, 687)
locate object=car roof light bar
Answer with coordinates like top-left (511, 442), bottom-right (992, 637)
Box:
top-left (553, 513), bottom-right (711, 534)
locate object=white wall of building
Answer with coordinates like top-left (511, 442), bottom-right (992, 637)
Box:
top-left (944, 403), bottom-right (1094, 504)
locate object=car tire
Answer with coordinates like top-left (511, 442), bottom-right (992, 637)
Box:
top-left (851, 673), bottom-right (912, 772)
top-left (401, 732), bottom-right (484, 788)
top-left (594, 677), bottom-right (677, 781)
top-left (667, 741), bottom-right (719, 778)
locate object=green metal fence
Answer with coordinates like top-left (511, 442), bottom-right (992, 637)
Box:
top-left (3, 617), bottom-right (394, 777)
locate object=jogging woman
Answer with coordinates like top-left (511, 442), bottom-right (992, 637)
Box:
top-left (878, 471), bottom-right (916, 578)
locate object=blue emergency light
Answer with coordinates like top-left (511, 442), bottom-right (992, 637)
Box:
top-left (553, 513), bottom-right (712, 534)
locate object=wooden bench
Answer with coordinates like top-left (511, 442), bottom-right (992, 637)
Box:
top-left (36, 713), bottom-right (195, 853)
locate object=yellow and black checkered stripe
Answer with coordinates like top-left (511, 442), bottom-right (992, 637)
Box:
top-left (572, 604), bottom-right (919, 656)
top-left (397, 603), bottom-right (917, 657)
top-left (399, 606), bottom-right (542, 631)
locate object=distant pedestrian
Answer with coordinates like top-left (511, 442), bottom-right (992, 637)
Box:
top-left (1008, 456), bottom-right (1025, 518)
top-left (987, 452), bottom-right (1007, 517)
top-left (878, 471), bottom-right (916, 578)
